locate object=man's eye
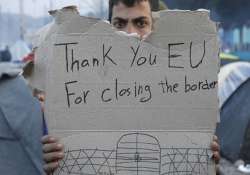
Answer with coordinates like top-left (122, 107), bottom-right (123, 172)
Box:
top-left (113, 22), bottom-right (126, 29)
top-left (136, 20), bottom-right (148, 28)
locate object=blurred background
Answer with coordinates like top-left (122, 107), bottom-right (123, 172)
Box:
top-left (0, 1), bottom-right (249, 174)
top-left (0, 0), bottom-right (249, 65)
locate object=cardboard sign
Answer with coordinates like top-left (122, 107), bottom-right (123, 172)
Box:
top-left (44, 10), bottom-right (219, 175)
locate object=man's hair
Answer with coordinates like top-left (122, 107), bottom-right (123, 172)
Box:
top-left (108, 0), bottom-right (153, 22)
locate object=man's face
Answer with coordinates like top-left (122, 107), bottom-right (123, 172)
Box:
top-left (111, 1), bottom-right (153, 38)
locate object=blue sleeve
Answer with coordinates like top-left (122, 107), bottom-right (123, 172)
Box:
top-left (42, 114), bottom-right (48, 135)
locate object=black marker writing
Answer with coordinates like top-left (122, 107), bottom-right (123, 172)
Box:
top-left (54, 42), bottom-right (78, 73)
top-left (65, 81), bottom-right (90, 108)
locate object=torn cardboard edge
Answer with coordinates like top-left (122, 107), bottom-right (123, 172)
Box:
top-left (28, 8), bottom-right (219, 93)
top-left (40, 9), bottom-right (219, 175)
top-left (42, 11), bottom-right (219, 132)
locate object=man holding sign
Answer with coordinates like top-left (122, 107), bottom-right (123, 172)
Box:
top-left (41, 0), bottom-right (220, 173)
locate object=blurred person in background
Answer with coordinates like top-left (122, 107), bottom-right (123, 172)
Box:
top-left (217, 62), bottom-right (250, 174)
top-left (0, 63), bottom-right (44, 175)
top-left (1, 45), bottom-right (12, 62)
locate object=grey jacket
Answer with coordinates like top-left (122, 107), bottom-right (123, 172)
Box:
top-left (0, 74), bottom-right (44, 174)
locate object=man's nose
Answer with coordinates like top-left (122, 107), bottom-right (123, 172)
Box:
top-left (125, 23), bottom-right (138, 34)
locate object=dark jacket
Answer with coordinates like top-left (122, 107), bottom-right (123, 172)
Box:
top-left (1, 49), bottom-right (12, 62)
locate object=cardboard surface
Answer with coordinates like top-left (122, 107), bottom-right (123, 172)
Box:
top-left (43, 10), bottom-right (219, 175)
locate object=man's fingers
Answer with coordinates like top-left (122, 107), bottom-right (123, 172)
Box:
top-left (43, 142), bottom-right (63, 153)
top-left (211, 141), bottom-right (220, 152)
top-left (41, 135), bottom-right (59, 144)
top-left (43, 152), bottom-right (64, 162)
top-left (43, 162), bottom-right (60, 173)
top-left (41, 135), bottom-right (64, 174)
top-left (212, 151), bottom-right (220, 164)
top-left (211, 135), bottom-right (220, 164)
top-left (213, 135), bottom-right (219, 143)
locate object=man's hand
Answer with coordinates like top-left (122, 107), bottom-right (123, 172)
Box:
top-left (42, 135), bottom-right (64, 174)
top-left (211, 135), bottom-right (220, 164)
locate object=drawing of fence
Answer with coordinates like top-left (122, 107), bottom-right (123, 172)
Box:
top-left (55, 133), bottom-right (212, 175)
